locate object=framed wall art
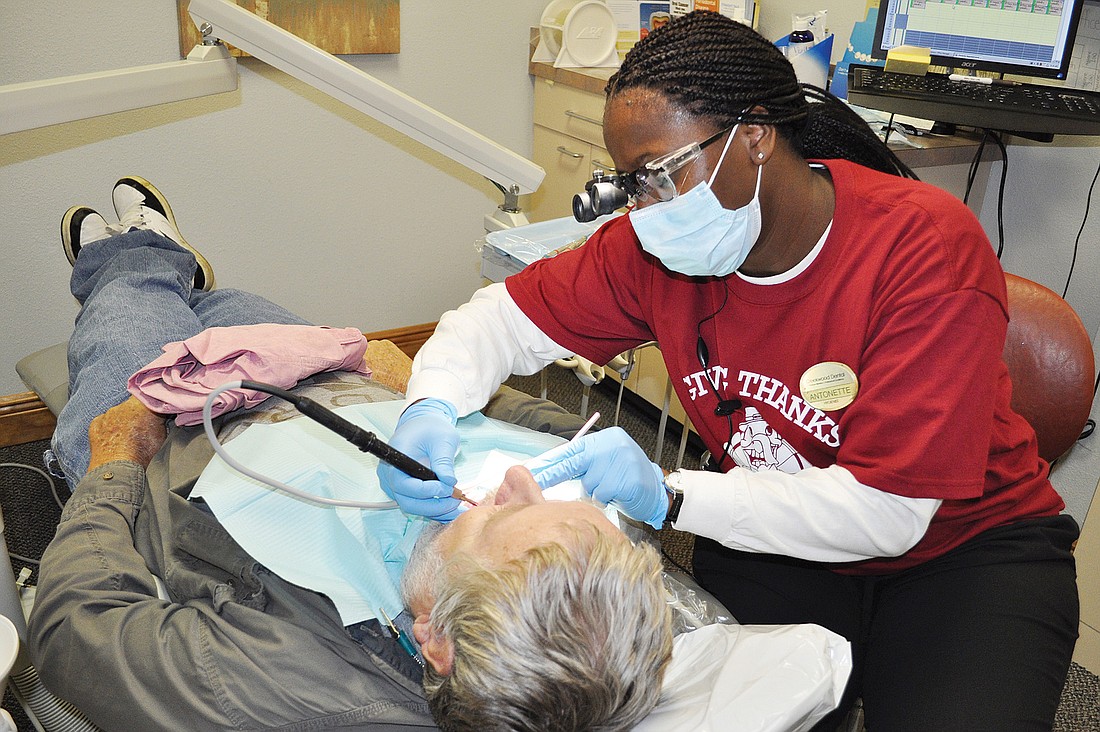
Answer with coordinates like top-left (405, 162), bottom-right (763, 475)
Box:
top-left (178, 0), bottom-right (400, 56)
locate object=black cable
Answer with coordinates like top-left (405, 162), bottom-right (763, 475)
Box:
top-left (883, 112), bottom-right (896, 146)
top-left (1063, 158), bottom-right (1100, 299)
top-left (0, 461), bottom-right (65, 510)
top-left (660, 542), bottom-right (694, 576)
top-left (987, 130), bottom-right (1009, 259)
top-left (963, 130), bottom-right (989, 207)
top-left (238, 380), bottom-right (438, 482)
top-left (695, 285), bottom-right (737, 472)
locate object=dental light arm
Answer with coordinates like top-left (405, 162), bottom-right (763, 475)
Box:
top-left (0, 41), bottom-right (237, 136)
top-left (187, 0), bottom-right (545, 196)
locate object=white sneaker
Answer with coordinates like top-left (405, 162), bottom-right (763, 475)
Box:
top-left (112, 176), bottom-right (215, 291)
top-left (61, 206), bottom-right (121, 265)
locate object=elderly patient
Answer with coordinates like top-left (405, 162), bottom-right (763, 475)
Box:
top-left (28, 177), bottom-right (672, 731)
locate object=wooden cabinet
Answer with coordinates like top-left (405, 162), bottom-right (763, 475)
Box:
top-left (529, 77), bottom-right (617, 223)
top-left (1074, 493), bottom-right (1100, 675)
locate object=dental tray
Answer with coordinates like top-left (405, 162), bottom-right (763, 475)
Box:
top-left (479, 213), bottom-right (618, 281)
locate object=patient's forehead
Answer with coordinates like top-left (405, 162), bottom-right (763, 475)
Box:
top-left (440, 498), bottom-right (623, 567)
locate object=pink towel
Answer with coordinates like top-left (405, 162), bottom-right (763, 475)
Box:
top-left (128, 324), bottom-right (371, 425)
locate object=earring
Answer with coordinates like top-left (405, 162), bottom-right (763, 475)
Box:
top-left (757, 152), bottom-right (765, 160)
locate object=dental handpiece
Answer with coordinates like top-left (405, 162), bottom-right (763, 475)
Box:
top-left (238, 380), bottom-right (476, 505)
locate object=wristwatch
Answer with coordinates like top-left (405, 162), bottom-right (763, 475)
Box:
top-left (663, 469), bottom-right (685, 528)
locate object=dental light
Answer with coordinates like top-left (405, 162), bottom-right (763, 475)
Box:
top-left (0, 41), bottom-right (238, 136)
top-left (186, 0), bottom-right (543, 227)
top-left (2, 0), bottom-right (544, 228)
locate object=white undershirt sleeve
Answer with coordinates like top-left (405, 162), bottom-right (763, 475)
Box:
top-left (673, 464), bottom-right (942, 562)
top-left (405, 283), bottom-right (574, 416)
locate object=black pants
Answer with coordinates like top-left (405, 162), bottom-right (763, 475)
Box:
top-left (692, 515), bottom-right (1080, 732)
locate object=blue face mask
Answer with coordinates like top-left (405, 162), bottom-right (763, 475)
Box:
top-left (630, 126), bottom-right (763, 277)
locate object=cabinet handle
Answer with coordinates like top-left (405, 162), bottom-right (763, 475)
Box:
top-left (592, 158), bottom-right (616, 171)
top-left (564, 110), bottom-right (603, 127)
top-left (556, 146), bottom-right (585, 159)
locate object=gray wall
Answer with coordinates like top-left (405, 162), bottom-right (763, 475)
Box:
top-left (3, 0), bottom-right (1099, 519)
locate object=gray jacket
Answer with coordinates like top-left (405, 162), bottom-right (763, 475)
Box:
top-left (28, 376), bottom-right (584, 731)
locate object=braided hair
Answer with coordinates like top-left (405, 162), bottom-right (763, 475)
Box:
top-left (607, 11), bottom-right (917, 179)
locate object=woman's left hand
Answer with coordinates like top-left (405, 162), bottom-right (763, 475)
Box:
top-left (528, 427), bottom-right (667, 528)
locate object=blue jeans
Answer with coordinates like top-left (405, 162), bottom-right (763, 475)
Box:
top-left (53, 229), bottom-right (309, 488)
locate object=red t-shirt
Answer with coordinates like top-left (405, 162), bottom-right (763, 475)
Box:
top-left (506, 158), bottom-right (1063, 574)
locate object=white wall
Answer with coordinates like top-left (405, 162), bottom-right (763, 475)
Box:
top-left (3, 0), bottom-right (1099, 518)
top-left (0, 0), bottom-right (545, 395)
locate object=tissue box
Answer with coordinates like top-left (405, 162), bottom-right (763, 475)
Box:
top-left (775, 34), bottom-right (834, 90)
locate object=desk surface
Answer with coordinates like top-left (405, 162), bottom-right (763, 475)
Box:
top-left (529, 60), bottom-right (999, 169)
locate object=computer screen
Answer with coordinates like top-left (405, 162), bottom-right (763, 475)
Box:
top-left (871, 0), bottom-right (1086, 80)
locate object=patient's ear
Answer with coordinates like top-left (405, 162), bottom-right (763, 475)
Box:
top-left (413, 613), bottom-right (454, 675)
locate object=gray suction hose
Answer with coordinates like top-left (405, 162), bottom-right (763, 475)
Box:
top-left (0, 506), bottom-right (99, 731)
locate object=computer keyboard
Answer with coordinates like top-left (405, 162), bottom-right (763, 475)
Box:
top-left (846, 64), bottom-right (1100, 137)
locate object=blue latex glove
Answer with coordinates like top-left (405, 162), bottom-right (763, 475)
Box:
top-left (376, 398), bottom-right (462, 521)
top-left (528, 427), bottom-right (667, 528)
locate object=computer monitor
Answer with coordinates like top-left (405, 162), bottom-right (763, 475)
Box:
top-left (871, 0), bottom-right (1085, 80)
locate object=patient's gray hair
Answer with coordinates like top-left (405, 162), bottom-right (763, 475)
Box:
top-left (402, 521), bottom-right (448, 614)
top-left (420, 525), bottom-right (672, 732)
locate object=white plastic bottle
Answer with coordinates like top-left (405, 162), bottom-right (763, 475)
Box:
top-left (786, 18), bottom-right (815, 60)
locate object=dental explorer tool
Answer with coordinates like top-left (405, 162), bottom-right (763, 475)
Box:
top-left (524, 410), bottom-right (600, 470)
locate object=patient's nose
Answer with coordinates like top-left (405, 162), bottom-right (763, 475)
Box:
top-left (493, 465), bottom-right (546, 506)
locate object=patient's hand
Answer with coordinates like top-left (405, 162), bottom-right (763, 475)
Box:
top-left (88, 397), bottom-right (168, 471)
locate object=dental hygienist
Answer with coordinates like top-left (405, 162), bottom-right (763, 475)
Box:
top-left (378, 11), bottom-right (1078, 732)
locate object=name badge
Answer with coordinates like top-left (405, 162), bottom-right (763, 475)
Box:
top-left (799, 362), bottom-right (859, 411)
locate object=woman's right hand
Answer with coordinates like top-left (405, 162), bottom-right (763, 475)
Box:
top-left (377, 398), bottom-right (463, 521)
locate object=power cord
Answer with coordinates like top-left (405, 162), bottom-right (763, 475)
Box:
top-left (0, 462), bottom-right (66, 566)
top-left (988, 130), bottom-right (1008, 258)
top-left (660, 540), bottom-right (695, 576)
top-left (962, 130), bottom-right (989, 207)
top-left (963, 130), bottom-right (1008, 258)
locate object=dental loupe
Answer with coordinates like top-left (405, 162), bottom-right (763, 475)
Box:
top-left (572, 170), bottom-right (629, 222)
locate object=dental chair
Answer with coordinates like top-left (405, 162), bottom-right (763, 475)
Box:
top-left (10, 337), bottom-right (854, 732)
top-left (7, 271), bottom-right (1093, 732)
